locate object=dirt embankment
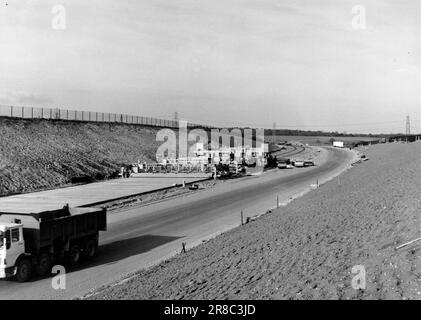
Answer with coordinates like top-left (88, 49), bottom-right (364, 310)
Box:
top-left (89, 142), bottom-right (421, 300)
top-left (0, 117), bottom-right (161, 196)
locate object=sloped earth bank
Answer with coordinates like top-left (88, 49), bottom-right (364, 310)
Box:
top-left (0, 117), bottom-right (161, 195)
top-left (89, 142), bottom-right (421, 300)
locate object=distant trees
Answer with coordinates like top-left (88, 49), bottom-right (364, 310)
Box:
top-left (263, 129), bottom-right (366, 137)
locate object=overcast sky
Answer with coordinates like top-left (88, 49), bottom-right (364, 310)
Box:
top-left (0, 0), bottom-right (420, 133)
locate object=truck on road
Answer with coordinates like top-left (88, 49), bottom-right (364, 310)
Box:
top-left (0, 205), bottom-right (106, 282)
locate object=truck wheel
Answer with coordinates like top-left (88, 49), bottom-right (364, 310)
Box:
top-left (36, 253), bottom-right (52, 276)
top-left (83, 239), bottom-right (98, 259)
top-left (15, 258), bottom-right (32, 282)
top-left (66, 245), bottom-right (80, 265)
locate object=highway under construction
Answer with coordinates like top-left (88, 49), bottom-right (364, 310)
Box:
top-left (0, 144), bottom-right (356, 299)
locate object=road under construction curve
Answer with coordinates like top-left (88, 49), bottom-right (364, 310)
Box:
top-left (0, 146), bottom-right (355, 300)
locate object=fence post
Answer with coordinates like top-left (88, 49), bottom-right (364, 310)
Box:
top-left (41, 107), bottom-right (43, 118)
top-left (241, 210), bottom-right (244, 225)
top-left (21, 106), bottom-right (24, 118)
top-left (31, 107), bottom-right (34, 118)
top-left (10, 106), bottom-right (13, 117)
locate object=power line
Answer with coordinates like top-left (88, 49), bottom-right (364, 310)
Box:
top-left (178, 117), bottom-right (405, 130)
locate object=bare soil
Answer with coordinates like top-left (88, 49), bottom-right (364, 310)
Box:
top-left (89, 142), bottom-right (421, 300)
top-left (0, 117), bottom-right (161, 196)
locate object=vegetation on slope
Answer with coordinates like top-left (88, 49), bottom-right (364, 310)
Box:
top-left (0, 117), bottom-right (160, 196)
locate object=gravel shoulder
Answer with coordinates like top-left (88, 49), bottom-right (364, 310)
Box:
top-left (88, 142), bottom-right (421, 300)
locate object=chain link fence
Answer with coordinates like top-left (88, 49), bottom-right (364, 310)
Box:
top-left (0, 105), bottom-right (211, 129)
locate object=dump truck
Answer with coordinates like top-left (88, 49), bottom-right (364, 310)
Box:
top-left (0, 205), bottom-right (106, 282)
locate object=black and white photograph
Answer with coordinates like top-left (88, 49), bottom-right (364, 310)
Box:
top-left (0, 0), bottom-right (420, 308)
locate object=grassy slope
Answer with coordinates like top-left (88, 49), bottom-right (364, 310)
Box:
top-left (0, 117), bottom-right (161, 196)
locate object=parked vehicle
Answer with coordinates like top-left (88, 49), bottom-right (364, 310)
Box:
top-left (293, 161), bottom-right (305, 167)
top-left (0, 205), bottom-right (106, 282)
top-left (304, 161), bottom-right (314, 167)
top-left (277, 158), bottom-right (290, 169)
top-left (277, 161), bottom-right (288, 169)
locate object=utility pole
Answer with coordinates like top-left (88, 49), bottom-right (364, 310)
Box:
top-left (272, 122), bottom-right (276, 144)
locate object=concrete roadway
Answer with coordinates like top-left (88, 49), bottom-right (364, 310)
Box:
top-left (0, 175), bottom-right (209, 213)
top-left (0, 147), bottom-right (355, 300)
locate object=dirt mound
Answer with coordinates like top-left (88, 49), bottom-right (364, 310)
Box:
top-left (0, 117), bottom-right (161, 196)
top-left (90, 142), bottom-right (421, 300)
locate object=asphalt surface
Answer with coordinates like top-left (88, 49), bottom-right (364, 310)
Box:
top-left (0, 147), bottom-right (354, 300)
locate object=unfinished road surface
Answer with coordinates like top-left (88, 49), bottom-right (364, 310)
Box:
top-left (0, 147), bottom-right (353, 299)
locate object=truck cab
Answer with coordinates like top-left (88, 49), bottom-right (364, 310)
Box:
top-left (0, 223), bottom-right (25, 279)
